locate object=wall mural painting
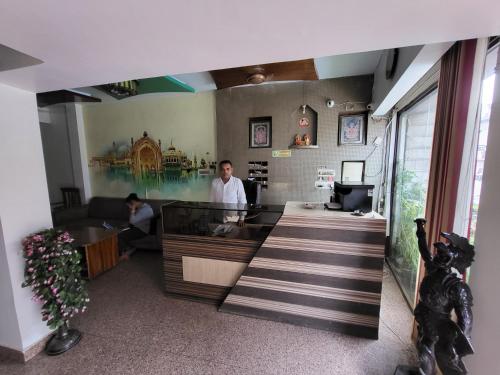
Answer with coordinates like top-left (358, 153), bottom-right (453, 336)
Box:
top-left (89, 131), bottom-right (217, 201)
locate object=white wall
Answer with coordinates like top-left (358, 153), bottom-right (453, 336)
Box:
top-left (0, 219), bottom-right (23, 351)
top-left (65, 103), bottom-right (92, 203)
top-left (40, 104), bottom-right (75, 204)
top-left (0, 83), bottom-right (53, 351)
top-left (466, 47), bottom-right (500, 374)
top-left (39, 103), bottom-right (92, 205)
top-left (372, 45), bottom-right (423, 111)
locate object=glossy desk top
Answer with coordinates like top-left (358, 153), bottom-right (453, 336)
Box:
top-left (162, 201), bottom-right (285, 213)
top-left (162, 201), bottom-right (283, 239)
top-left (62, 226), bottom-right (119, 247)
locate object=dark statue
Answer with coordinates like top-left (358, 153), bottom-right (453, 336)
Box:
top-left (413, 218), bottom-right (475, 375)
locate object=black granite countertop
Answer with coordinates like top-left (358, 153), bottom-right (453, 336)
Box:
top-left (161, 201), bottom-right (284, 237)
top-left (162, 201), bottom-right (285, 213)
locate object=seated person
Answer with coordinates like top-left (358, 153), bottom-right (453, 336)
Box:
top-left (118, 193), bottom-right (154, 259)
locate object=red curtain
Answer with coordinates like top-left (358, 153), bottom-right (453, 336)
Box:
top-left (424, 39), bottom-right (477, 254)
top-left (411, 39), bottom-right (477, 339)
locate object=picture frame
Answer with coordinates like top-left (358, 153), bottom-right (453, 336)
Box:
top-left (338, 112), bottom-right (368, 145)
top-left (249, 117), bottom-right (272, 148)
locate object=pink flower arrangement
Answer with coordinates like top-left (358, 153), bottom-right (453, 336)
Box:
top-left (22, 228), bottom-right (89, 330)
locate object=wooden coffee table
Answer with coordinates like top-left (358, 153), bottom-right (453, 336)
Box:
top-left (65, 226), bottom-right (119, 279)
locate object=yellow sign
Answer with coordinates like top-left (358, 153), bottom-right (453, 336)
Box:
top-left (272, 150), bottom-right (292, 158)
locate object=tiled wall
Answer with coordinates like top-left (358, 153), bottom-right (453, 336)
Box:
top-left (216, 75), bottom-right (388, 205)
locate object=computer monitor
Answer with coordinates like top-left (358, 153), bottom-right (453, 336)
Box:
top-left (243, 179), bottom-right (262, 205)
top-left (341, 161), bottom-right (365, 183)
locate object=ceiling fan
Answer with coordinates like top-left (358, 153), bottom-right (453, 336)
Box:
top-left (245, 66), bottom-right (273, 85)
top-left (210, 59), bottom-right (318, 90)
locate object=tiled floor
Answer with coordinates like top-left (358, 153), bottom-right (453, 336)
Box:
top-left (1, 251), bottom-right (416, 375)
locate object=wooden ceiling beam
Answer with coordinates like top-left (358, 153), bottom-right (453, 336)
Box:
top-left (210, 58), bottom-right (318, 89)
top-left (37, 90), bottom-right (101, 107)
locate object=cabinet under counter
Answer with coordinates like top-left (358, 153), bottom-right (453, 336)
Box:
top-left (161, 201), bottom-right (284, 304)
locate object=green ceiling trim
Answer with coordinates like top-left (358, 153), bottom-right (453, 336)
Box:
top-left (164, 76), bottom-right (195, 92)
top-left (136, 76), bottom-right (195, 94)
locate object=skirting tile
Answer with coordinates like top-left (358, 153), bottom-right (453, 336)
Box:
top-left (0, 332), bottom-right (52, 363)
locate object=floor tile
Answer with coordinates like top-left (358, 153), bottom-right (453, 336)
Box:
top-left (0, 252), bottom-right (417, 375)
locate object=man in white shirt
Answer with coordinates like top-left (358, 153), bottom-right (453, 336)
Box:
top-left (210, 160), bottom-right (247, 226)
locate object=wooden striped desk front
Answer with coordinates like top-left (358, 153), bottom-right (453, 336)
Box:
top-left (163, 234), bottom-right (263, 304)
top-left (161, 202), bottom-right (284, 304)
top-left (220, 202), bottom-right (386, 339)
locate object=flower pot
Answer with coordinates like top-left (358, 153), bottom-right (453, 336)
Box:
top-left (45, 322), bottom-right (82, 356)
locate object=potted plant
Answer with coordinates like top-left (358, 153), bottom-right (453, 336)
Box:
top-left (22, 228), bottom-right (89, 355)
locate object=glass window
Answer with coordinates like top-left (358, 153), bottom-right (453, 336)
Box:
top-left (468, 45), bottom-right (498, 244)
top-left (388, 89), bottom-right (438, 307)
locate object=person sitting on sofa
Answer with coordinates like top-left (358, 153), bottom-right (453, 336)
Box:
top-left (118, 193), bottom-right (154, 260)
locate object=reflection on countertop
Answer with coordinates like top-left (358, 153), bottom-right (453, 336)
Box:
top-left (162, 201), bottom-right (284, 240)
top-left (283, 201), bottom-right (385, 219)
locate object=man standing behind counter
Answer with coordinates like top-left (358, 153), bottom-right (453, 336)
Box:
top-left (210, 160), bottom-right (247, 226)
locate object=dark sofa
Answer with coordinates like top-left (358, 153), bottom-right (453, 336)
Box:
top-left (53, 197), bottom-right (176, 250)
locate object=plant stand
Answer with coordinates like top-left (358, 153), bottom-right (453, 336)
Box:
top-left (45, 323), bottom-right (82, 356)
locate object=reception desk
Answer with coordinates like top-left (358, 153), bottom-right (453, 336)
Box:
top-left (162, 201), bottom-right (386, 339)
top-left (220, 201), bottom-right (386, 339)
top-left (162, 201), bottom-right (284, 304)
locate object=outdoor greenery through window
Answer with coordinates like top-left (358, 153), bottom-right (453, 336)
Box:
top-left (389, 89), bottom-right (438, 307)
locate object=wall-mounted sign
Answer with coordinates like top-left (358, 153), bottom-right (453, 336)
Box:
top-left (272, 150), bottom-right (292, 158)
top-left (315, 166), bottom-right (335, 189)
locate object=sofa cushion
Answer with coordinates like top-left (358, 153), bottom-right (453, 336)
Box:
top-left (88, 197), bottom-right (130, 220)
top-left (52, 205), bottom-right (89, 226)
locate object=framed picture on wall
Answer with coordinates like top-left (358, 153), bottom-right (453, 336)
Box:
top-left (249, 117), bottom-right (272, 148)
top-left (338, 112), bottom-right (368, 145)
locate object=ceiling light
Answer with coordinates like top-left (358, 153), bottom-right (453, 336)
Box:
top-left (99, 80), bottom-right (139, 99)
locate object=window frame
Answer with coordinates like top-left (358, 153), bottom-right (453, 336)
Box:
top-left (387, 84), bottom-right (438, 308)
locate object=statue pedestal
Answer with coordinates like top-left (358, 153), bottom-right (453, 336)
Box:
top-left (394, 365), bottom-right (420, 375)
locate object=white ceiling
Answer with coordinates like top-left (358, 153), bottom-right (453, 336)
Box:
top-left (0, 0), bottom-right (498, 93)
top-left (314, 50), bottom-right (384, 80)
